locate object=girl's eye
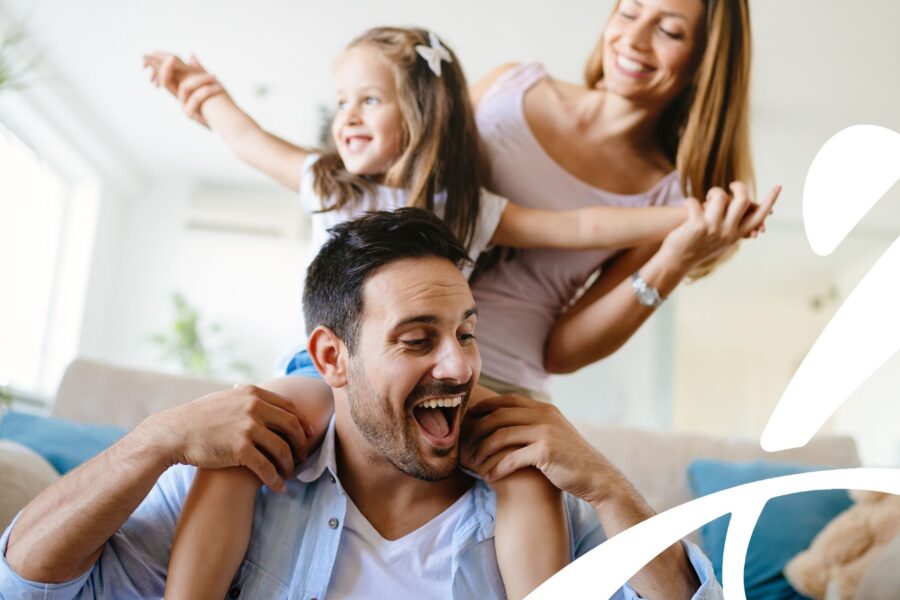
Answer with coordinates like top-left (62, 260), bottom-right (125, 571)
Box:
top-left (336, 100), bottom-right (349, 110)
top-left (618, 11), bottom-right (637, 20)
top-left (364, 96), bottom-right (380, 105)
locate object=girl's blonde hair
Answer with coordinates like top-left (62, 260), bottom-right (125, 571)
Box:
top-left (585, 0), bottom-right (754, 277)
top-left (312, 27), bottom-right (484, 250)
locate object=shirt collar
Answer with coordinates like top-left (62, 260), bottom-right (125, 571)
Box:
top-left (296, 414), bottom-right (339, 484)
top-left (296, 413), bottom-right (498, 545)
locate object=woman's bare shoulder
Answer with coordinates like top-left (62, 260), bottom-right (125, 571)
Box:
top-left (470, 62), bottom-right (520, 107)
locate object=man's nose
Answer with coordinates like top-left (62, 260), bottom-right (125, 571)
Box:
top-left (431, 339), bottom-right (473, 384)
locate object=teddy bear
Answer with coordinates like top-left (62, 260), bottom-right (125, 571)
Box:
top-left (784, 490), bottom-right (900, 600)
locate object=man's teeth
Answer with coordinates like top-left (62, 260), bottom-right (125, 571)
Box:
top-left (617, 54), bottom-right (650, 73)
top-left (417, 396), bottom-right (463, 409)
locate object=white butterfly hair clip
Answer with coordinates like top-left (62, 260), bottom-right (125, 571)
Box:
top-left (415, 31), bottom-right (453, 77)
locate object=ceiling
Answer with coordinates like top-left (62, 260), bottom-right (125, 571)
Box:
top-left (1, 0), bottom-right (899, 232)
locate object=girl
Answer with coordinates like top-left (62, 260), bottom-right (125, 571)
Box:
top-left (145, 26), bottom-right (770, 600)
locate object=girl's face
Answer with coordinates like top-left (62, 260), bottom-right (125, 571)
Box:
top-left (332, 45), bottom-right (405, 176)
top-left (601, 0), bottom-right (705, 107)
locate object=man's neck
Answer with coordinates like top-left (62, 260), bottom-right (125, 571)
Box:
top-left (333, 413), bottom-right (473, 541)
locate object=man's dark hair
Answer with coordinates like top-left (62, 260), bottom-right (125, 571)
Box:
top-left (303, 208), bottom-right (472, 352)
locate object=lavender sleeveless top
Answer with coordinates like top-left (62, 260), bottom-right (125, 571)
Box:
top-left (472, 63), bottom-right (685, 392)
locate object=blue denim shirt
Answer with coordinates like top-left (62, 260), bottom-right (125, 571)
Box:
top-left (1, 421), bottom-right (723, 599)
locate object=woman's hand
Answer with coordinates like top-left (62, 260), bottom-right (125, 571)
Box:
top-left (659, 182), bottom-right (780, 272)
top-left (462, 394), bottom-right (625, 508)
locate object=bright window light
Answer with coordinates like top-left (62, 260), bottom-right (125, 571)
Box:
top-left (0, 123), bottom-right (67, 391)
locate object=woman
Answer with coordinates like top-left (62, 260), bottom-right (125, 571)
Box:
top-left (469, 0), bottom-right (773, 396)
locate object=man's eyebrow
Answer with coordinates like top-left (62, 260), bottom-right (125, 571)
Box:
top-left (392, 307), bottom-right (477, 330)
top-left (632, 0), bottom-right (688, 20)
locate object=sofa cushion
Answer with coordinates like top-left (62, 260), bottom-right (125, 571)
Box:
top-left (687, 459), bottom-right (853, 600)
top-left (0, 440), bottom-right (60, 530)
top-left (0, 410), bottom-right (125, 474)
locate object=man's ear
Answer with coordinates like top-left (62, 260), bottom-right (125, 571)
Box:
top-left (308, 326), bottom-right (348, 388)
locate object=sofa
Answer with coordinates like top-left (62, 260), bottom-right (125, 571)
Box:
top-left (0, 358), bottom-right (895, 598)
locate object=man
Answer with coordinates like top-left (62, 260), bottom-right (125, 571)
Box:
top-left (2, 209), bottom-right (721, 599)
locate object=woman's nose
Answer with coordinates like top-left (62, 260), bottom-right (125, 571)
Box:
top-left (621, 17), bottom-right (654, 50)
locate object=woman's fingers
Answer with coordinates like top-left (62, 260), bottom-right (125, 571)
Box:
top-left (684, 196), bottom-right (704, 222)
top-left (704, 187), bottom-right (729, 226)
top-left (739, 185), bottom-right (781, 236)
top-left (723, 182), bottom-right (752, 231)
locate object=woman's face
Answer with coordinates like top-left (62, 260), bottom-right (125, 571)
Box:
top-left (601, 0), bottom-right (705, 107)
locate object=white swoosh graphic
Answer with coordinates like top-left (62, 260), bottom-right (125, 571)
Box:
top-left (761, 125), bottom-right (900, 451)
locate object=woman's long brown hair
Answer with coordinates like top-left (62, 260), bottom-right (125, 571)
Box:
top-left (585, 0), bottom-right (755, 277)
top-left (312, 27), bottom-right (485, 250)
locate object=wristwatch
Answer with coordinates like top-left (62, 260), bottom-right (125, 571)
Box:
top-left (631, 271), bottom-right (664, 307)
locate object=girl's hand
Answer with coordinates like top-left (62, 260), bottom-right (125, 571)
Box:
top-left (143, 53), bottom-right (225, 128)
top-left (660, 182), bottom-right (780, 271)
top-left (462, 394), bottom-right (624, 508)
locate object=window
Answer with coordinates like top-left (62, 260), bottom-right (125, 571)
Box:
top-left (0, 122), bottom-right (68, 395)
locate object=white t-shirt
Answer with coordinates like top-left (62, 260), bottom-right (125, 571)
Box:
top-left (325, 490), bottom-right (472, 599)
top-left (299, 154), bottom-right (508, 280)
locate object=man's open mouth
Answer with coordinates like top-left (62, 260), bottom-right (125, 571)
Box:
top-left (411, 395), bottom-right (464, 449)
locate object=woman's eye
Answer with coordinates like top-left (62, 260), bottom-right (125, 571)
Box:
top-left (618, 11), bottom-right (637, 20)
top-left (659, 27), bottom-right (684, 40)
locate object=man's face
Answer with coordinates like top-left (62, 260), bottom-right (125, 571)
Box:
top-left (344, 256), bottom-right (480, 481)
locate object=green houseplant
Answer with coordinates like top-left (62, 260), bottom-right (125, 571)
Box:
top-left (150, 292), bottom-right (256, 381)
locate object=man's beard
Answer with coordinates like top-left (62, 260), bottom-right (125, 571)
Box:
top-left (346, 355), bottom-right (468, 481)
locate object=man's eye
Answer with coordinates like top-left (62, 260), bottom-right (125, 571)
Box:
top-left (401, 339), bottom-right (428, 348)
top-left (459, 333), bottom-right (477, 344)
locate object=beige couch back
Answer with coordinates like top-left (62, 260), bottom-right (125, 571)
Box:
top-left (577, 424), bottom-right (860, 514)
top-left (53, 358), bottom-right (227, 429)
top-left (53, 359), bottom-right (861, 525)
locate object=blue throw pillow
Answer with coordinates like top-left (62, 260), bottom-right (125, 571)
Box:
top-left (687, 459), bottom-right (852, 600)
top-left (0, 410), bottom-right (126, 474)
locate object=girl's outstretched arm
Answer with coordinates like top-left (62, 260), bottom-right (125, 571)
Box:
top-left (164, 375), bottom-right (334, 599)
top-left (490, 201), bottom-right (688, 250)
top-left (144, 53), bottom-right (310, 192)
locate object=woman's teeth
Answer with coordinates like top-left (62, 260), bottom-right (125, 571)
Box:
top-left (617, 54), bottom-right (651, 74)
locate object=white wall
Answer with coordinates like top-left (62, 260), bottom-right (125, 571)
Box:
top-left (78, 181), bottom-right (312, 383)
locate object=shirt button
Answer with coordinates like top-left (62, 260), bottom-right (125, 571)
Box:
top-left (228, 587), bottom-right (241, 599)
top-left (328, 517), bottom-right (339, 529)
